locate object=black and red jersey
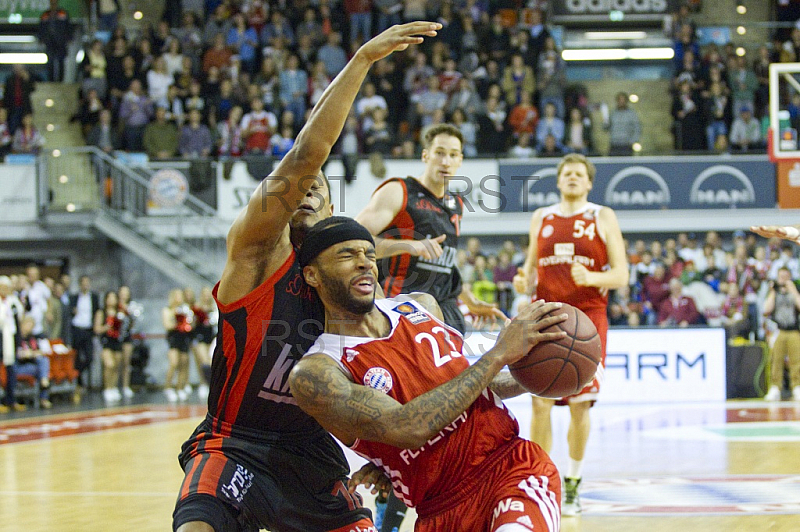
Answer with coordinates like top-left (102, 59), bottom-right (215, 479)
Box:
top-left (209, 251), bottom-right (325, 436)
top-left (375, 177), bottom-right (463, 301)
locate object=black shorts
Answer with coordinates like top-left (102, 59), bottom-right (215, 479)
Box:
top-left (194, 325), bottom-right (215, 345)
top-left (101, 336), bottom-right (122, 351)
top-left (440, 298), bottom-right (466, 334)
top-left (173, 414), bottom-right (374, 532)
top-left (167, 331), bottom-right (192, 352)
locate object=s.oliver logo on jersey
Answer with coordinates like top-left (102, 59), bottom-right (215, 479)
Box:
top-left (689, 165), bottom-right (756, 206)
top-left (364, 367), bottom-right (393, 393)
top-left (604, 166), bottom-right (671, 208)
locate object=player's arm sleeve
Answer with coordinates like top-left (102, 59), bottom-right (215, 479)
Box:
top-left (521, 210), bottom-right (543, 294)
top-left (355, 181), bottom-right (407, 259)
top-left (289, 351), bottom-right (505, 450)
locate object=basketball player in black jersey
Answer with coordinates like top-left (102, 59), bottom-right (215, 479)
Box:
top-left (172, 23), bottom-right (441, 532)
top-left (356, 124), bottom-right (505, 530)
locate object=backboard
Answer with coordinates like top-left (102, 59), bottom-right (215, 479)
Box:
top-left (769, 62), bottom-right (800, 161)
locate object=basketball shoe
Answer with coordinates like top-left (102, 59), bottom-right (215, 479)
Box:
top-left (563, 477), bottom-right (582, 516)
top-left (764, 385), bottom-right (781, 401)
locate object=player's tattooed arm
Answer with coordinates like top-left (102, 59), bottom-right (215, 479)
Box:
top-left (488, 372), bottom-right (527, 399)
top-left (290, 353), bottom-right (510, 449)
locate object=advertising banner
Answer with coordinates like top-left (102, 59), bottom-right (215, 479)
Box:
top-left (551, 0), bottom-right (680, 22)
top-left (0, 0), bottom-right (84, 19)
top-left (463, 327), bottom-right (727, 404)
top-left (0, 163), bottom-right (37, 222)
top-left (499, 157), bottom-right (776, 212)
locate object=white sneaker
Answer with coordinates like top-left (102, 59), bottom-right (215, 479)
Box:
top-left (164, 388), bottom-right (178, 403)
top-left (793, 386), bottom-right (800, 401)
top-left (122, 387), bottom-right (134, 399)
top-left (177, 389), bottom-right (188, 402)
top-left (103, 388), bottom-right (120, 403)
top-left (198, 384), bottom-right (209, 401)
top-left (184, 385), bottom-right (193, 395)
top-left (764, 386), bottom-right (781, 401)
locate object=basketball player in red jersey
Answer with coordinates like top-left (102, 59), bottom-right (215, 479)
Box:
top-left (173, 23), bottom-right (442, 532)
top-left (289, 217), bottom-right (567, 532)
top-left (356, 124), bottom-right (504, 334)
top-left (513, 153), bottom-right (628, 516)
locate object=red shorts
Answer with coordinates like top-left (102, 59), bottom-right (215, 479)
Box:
top-left (414, 439), bottom-right (561, 532)
top-left (556, 306), bottom-right (607, 406)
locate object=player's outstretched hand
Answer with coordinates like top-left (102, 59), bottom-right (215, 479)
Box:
top-left (751, 225), bottom-right (800, 243)
top-left (465, 298), bottom-right (507, 330)
top-left (489, 300), bottom-right (567, 367)
top-left (348, 462), bottom-right (391, 499)
top-left (357, 22), bottom-right (441, 64)
top-left (415, 234), bottom-right (446, 260)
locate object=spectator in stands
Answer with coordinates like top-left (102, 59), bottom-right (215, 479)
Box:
top-left (469, 255), bottom-right (496, 304)
top-left (119, 79), bottom-right (153, 151)
top-left (81, 39), bottom-right (108, 101)
top-left (768, 243), bottom-right (800, 280)
top-left (163, 84), bottom-right (185, 126)
top-left (74, 88), bottom-right (104, 138)
top-left (679, 260), bottom-right (703, 285)
top-left (210, 78), bottom-right (236, 122)
top-left (15, 315), bottom-right (52, 409)
top-left (537, 133), bottom-right (564, 157)
top-left (537, 36), bottom-right (566, 118)
top-left (3, 65), bottom-right (35, 135)
top-left (38, 0), bottom-right (72, 82)
top-left (162, 39), bottom-right (185, 79)
top-left (703, 81), bottom-right (731, 153)
top-left (414, 76), bottom-right (447, 129)
top-left (179, 108), bottom-right (212, 158)
top-left (642, 263), bottom-right (671, 325)
top-left (729, 106), bottom-right (764, 152)
top-left (216, 105), bottom-right (243, 157)
top-left (0, 276), bottom-right (25, 413)
top-left (721, 282), bottom-right (748, 337)
top-left (173, 11), bottom-right (203, 62)
top-left (450, 108), bottom-right (477, 157)
top-left (270, 124), bottom-right (295, 159)
top-left (97, 0), bottom-right (119, 32)
top-left (307, 60), bottom-right (331, 110)
top-left (403, 50), bottom-right (435, 96)
top-left (535, 102), bottom-right (565, 152)
top-left (147, 57), bottom-right (174, 104)
top-left (507, 91), bottom-right (538, 138)
top-left (447, 77), bottom-right (483, 121)
top-left (316, 31), bottom-right (347, 79)
top-left (345, 0), bottom-right (372, 45)
top-left (143, 105), bottom-right (179, 159)
top-left (480, 13), bottom-right (510, 64)
top-left (527, 8), bottom-right (550, 65)
top-left (493, 250), bottom-right (516, 316)
top-left (501, 54), bottom-right (535, 108)
top-left (375, 0), bottom-right (403, 33)
top-left (133, 38), bottom-right (155, 74)
top-left (565, 107), bottom-right (592, 155)
top-left (87, 109), bottom-right (120, 154)
top-left (279, 54), bottom-right (309, 121)
top-left (728, 55), bottom-right (758, 118)
top-left (12, 114), bottom-right (44, 155)
top-left (340, 115), bottom-right (360, 182)
top-left (659, 277), bottom-right (701, 327)
top-left (609, 284), bottom-right (642, 326)
top-left (475, 59), bottom-right (502, 100)
top-left (672, 23), bottom-right (699, 74)
top-left (364, 107), bottom-right (394, 156)
top-left (227, 13), bottom-right (259, 74)
top-left (509, 132), bottom-right (535, 158)
top-left (478, 95), bottom-right (507, 154)
top-left (202, 33), bottom-right (233, 75)
top-left (108, 55), bottom-right (142, 112)
top-left (296, 7), bottom-right (323, 47)
top-left (356, 81), bottom-right (387, 128)
top-left (44, 282), bottom-right (64, 340)
top-left (607, 92), bottom-right (642, 155)
top-left (673, 49), bottom-right (701, 95)
top-left (69, 275), bottom-right (98, 394)
top-left (203, 4), bottom-right (232, 46)
top-left (261, 9), bottom-right (295, 48)
top-left (241, 97), bottom-right (277, 155)
top-left (672, 80), bottom-right (705, 151)
top-left (0, 108), bottom-right (12, 159)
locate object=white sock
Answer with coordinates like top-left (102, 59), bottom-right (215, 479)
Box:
top-left (567, 458), bottom-right (584, 479)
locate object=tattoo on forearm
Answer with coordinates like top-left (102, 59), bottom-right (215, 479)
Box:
top-left (489, 373), bottom-right (526, 399)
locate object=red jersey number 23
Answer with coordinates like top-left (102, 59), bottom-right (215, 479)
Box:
top-left (573, 220), bottom-right (596, 241)
top-left (415, 327), bottom-right (462, 368)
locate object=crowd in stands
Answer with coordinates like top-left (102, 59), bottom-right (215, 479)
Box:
top-left (70, 1), bottom-right (613, 160)
top-left (0, 264), bottom-right (221, 412)
top-left (458, 230), bottom-right (795, 349)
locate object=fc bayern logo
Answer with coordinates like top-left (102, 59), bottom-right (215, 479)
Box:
top-left (364, 367), bottom-right (393, 394)
top-left (149, 168), bottom-right (189, 207)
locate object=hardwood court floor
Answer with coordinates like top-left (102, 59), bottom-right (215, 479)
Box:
top-left (1, 395), bottom-right (799, 531)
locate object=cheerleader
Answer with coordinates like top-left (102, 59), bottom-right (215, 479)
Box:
top-left (94, 291), bottom-right (123, 403)
top-left (163, 288), bottom-right (192, 402)
top-left (117, 285), bottom-right (141, 399)
top-left (189, 286), bottom-right (216, 401)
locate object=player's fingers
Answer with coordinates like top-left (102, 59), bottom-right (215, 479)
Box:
top-left (535, 331), bottom-right (568, 343)
top-left (532, 313), bottom-right (568, 330)
top-left (433, 234), bottom-right (447, 243)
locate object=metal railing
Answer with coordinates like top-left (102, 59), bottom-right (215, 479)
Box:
top-left (37, 147), bottom-right (227, 283)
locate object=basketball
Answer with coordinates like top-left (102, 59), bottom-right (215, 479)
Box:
top-left (509, 303), bottom-right (602, 398)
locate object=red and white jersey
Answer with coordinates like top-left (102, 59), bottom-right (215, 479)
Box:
top-left (306, 297), bottom-right (519, 509)
top-left (536, 202), bottom-right (609, 313)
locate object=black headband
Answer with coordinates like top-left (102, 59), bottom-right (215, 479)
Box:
top-left (299, 217), bottom-right (375, 267)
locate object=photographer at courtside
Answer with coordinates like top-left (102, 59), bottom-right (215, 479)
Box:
top-left (762, 266), bottom-right (800, 401)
